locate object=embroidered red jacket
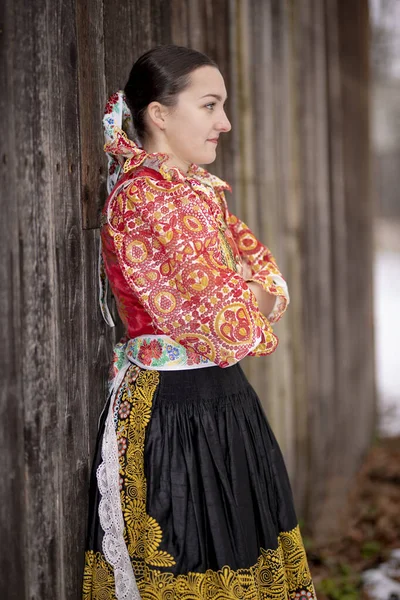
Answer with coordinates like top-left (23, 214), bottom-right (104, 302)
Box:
top-left (101, 164), bottom-right (289, 369)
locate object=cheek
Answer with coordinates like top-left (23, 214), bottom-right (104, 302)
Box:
top-left (168, 107), bottom-right (211, 151)
top-left (174, 118), bottom-right (206, 146)
top-left (182, 107), bottom-right (208, 135)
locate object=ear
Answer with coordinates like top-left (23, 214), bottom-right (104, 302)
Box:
top-left (146, 101), bottom-right (167, 131)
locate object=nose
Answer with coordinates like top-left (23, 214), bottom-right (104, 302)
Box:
top-left (216, 111), bottom-right (232, 133)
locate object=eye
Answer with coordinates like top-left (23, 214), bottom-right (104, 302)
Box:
top-left (205, 102), bottom-right (216, 111)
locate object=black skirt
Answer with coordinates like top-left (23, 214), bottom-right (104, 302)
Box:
top-left (83, 358), bottom-right (316, 599)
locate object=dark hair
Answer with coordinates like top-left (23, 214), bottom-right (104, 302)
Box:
top-left (124, 45), bottom-right (218, 141)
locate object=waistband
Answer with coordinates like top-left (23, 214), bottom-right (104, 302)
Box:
top-left (126, 335), bottom-right (219, 371)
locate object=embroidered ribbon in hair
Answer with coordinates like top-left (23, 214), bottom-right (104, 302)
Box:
top-left (98, 90), bottom-right (140, 327)
top-left (103, 90), bottom-right (171, 188)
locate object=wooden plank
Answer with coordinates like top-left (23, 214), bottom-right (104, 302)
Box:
top-left (50, 0), bottom-right (98, 597)
top-left (150, 0), bottom-right (172, 45)
top-left (103, 0), bottom-right (152, 98)
top-left (76, 0), bottom-right (107, 230)
top-left (83, 230), bottom-right (117, 448)
top-left (171, 0), bottom-right (190, 47)
top-left (285, 0), bottom-right (333, 527)
top-left (0, 1), bottom-right (26, 597)
top-left (258, 0), bottom-right (297, 482)
top-left (337, 0), bottom-right (375, 464)
top-left (280, 0), bottom-right (310, 510)
top-left (299, 0), bottom-right (335, 527)
top-left (10, 0), bottom-right (61, 596)
top-left (187, 0), bottom-right (204, 51)
top-left (312, 0), bottom-right (354, 542)
top-left (201, 0), bottom-right (233, 192)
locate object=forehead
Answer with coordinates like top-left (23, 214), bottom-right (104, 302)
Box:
top-left (183, 66), bottom-right (227, 99)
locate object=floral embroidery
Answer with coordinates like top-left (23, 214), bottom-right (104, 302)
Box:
top-left (83, 550), bottom-right (116, 600)
top-left (137, 339), bottom-right (163, 365)
top-left (118, 400), bottom-right (131, 419)
top-left (220, 195), bottom-right (290, 324)
top-left (103, 174), bottom-right (284, 368)
top-left (117, 435), bottom-right (127, 457)
top-left (130, 525), bottom-right (317, 599)
top-left (126, 335), bottom-right (216, 370)
top-left (117, 369), bottom-right (176, 568)
top-left (294, 591), bottom-right (315, 600)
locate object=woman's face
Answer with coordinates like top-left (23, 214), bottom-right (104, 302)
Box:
top-left (147, 66), bottom-right (231, 171)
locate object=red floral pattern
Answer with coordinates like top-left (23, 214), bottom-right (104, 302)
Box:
top-left (104, 92), bottom-right (119, 114)
top-left (137, 339), bottom-right (163, 366)
top-left (219, 193), bottom-right (290, 323)
top-left (101, 163), bottom-right (289, 368)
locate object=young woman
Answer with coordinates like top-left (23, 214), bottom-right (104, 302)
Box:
top-left (83, 45), bottom-right (316, 600)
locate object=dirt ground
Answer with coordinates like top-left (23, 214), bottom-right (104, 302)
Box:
top-left (307, 436), bottom-right (400, 600)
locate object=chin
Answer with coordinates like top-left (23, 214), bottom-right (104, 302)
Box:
top-left (201, 158), bottom-right (217, 166)
top-left (197, 151), bottom-right (217, 166)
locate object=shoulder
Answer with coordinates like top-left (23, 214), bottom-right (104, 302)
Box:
top-left (107, 169), bottom-right (201, 234)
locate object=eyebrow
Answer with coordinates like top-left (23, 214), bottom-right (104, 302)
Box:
top-left (200, 93), bottom-right (228, 102)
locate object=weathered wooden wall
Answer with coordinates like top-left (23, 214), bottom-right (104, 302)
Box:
top-left (0, 0), bottom-right (374, 598)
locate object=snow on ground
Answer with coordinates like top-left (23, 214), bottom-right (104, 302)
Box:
top-left (362, 548), bottom-right (400, 600)
top-left (374, 248), bottom-right (400, 437)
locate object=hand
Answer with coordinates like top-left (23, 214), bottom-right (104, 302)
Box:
top-left (239, 260), bottom-right (253, 281)
top-left (246, 280), bottom-right (276, 318)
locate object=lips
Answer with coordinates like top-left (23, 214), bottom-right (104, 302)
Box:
top-left (207, 139), bottom-right (219, 144)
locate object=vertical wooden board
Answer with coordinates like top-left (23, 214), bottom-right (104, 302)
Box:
top-left (103, 0), bottom-right (136, 93)
top-left (249, 0), bottom-right (276, 235)
top-left (337, 0), bottom-right (375, 465)
top-left (11, 0), bottom-right (61, 596)
top-left (83, 229), bottom-right (117, 451)
top-left (257, 0), bottom-right (296, 479)
top-left (187, 0), bottom-right (205, 51)
top-left (311, 0), bottom-right (334, 422)
top-left (202, 0), bottom-right (233, 187)
top-left (131, 0), bottom-right (154, 58)
top-left (248, 0), bottom-right (279, 430)
top-left (305, 0), bottom-right (335, 526)
top-left (76, 0), bottom-right (107, 230)
top-left (289, 0), bottom-right (329, 525)
top-left (150, 0), bottom-right (172, 45)
top-left (233, 0), bottom-right (258, 228)
top-left (170, 0), bottom-right (190, 47)
top-left (220, 0), bottom-right (235, 216)
top-left (224, 0), bottom-right (244, 216)
top-left (317, 0), bottom-right (355, 540)
top-left (49, 0), bottom-right (100, 596)
top-left (293, 3), bottom-right (318, 488)
top-left (103, 0), bottom-right (152, 97)
top-left (248, 0), bottom-right (282, 454)
top-left (0, 1), bottom-right (26, 597)
top-left (228, 0), bottom-right (259, 397)
top-left (281, 0), bottom-right (310, 509)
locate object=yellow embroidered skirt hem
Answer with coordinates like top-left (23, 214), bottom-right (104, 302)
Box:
top-left (82, 352), bottom-right (316, 600)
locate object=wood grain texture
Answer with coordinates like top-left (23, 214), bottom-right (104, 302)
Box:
top-left (337, 0), bottom-right (375, 471)
top-left (294, 0), bottom-right (336, 529)
top-left (50, 0), bottom-right (95, 596)
top-left (76, 0), bottom-right (108, 229)
top-left (10, 0), bottom-right (61, 596)
top-left (0, 1), bottom-right (26, 597)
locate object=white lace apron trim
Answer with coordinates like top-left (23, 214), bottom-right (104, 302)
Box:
top-left (96, 356), bottom-right (142, 600)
